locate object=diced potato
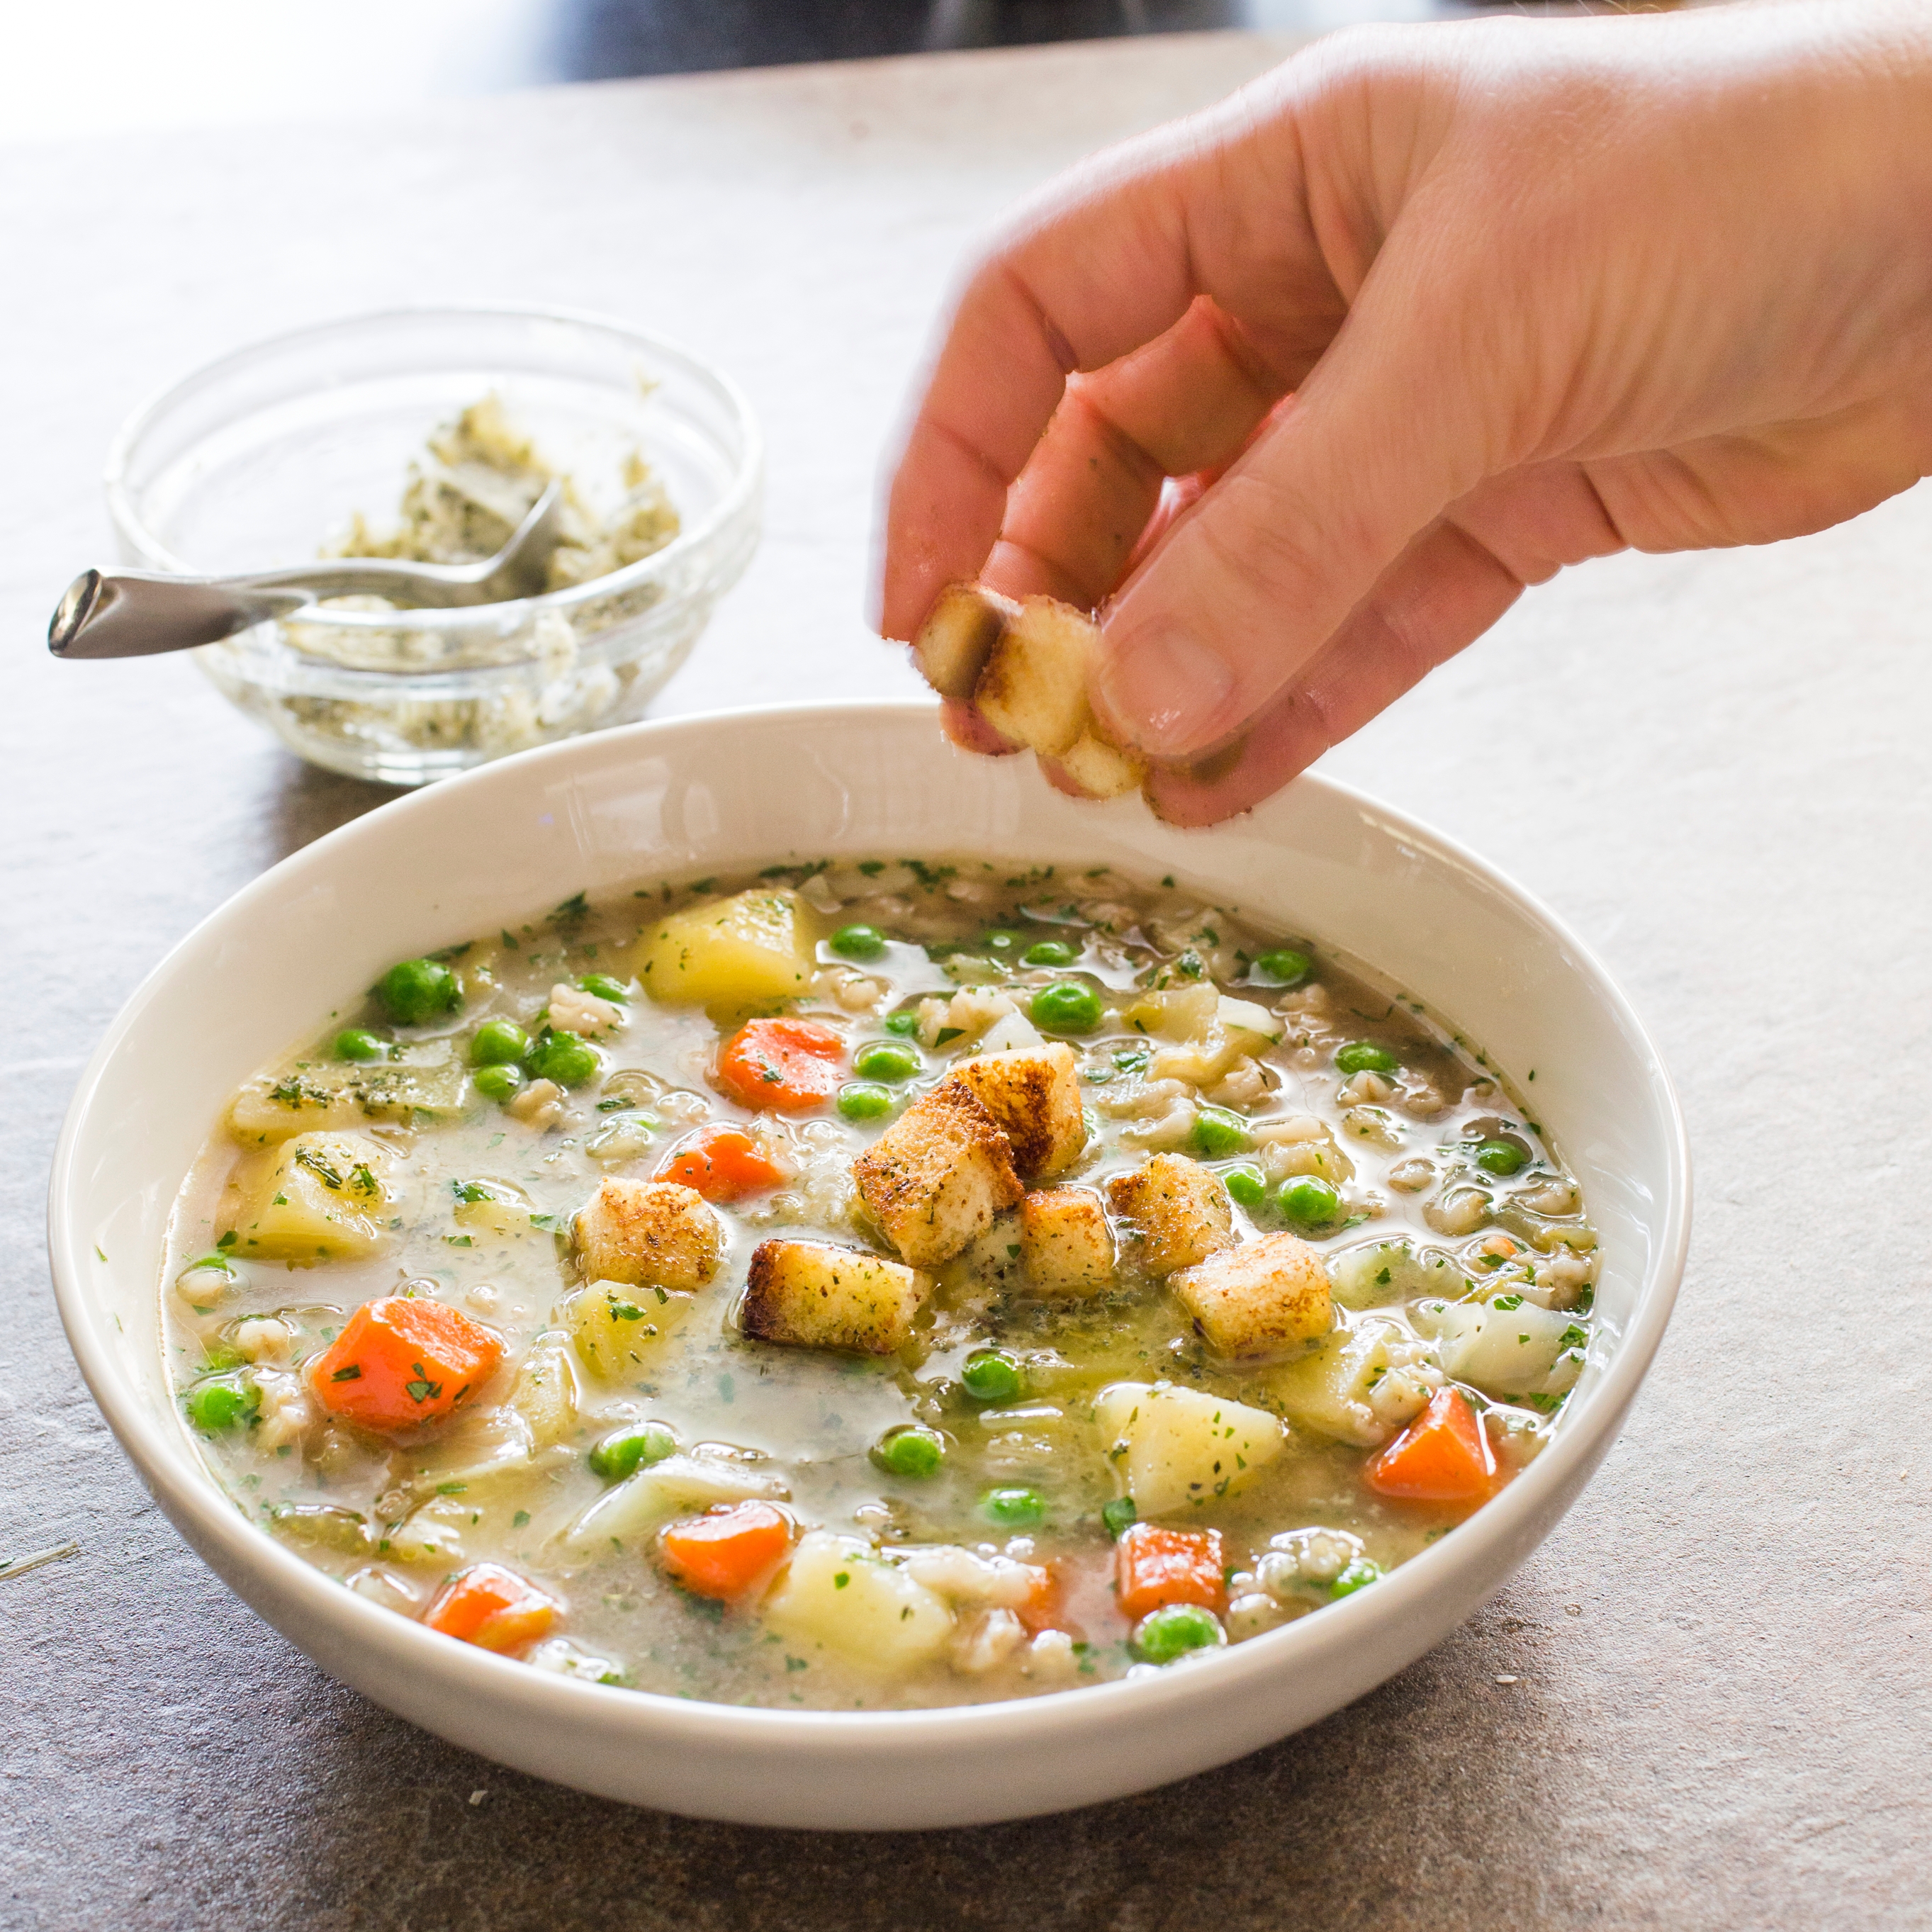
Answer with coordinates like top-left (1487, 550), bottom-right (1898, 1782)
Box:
top-left (972, 595), bottom-right (1100, 758)
top-left (1217, 996), bottom-right (1285, 1049)
top-left (451, 1184), bottom-right (539, 1240)
top-left (561, 1453), bottom-right (788, 1551)
top-left (940, 1045), bottom-right (1086, 1179)
top-left (1415, 1298), bottom-right (1586, 1398)
top-left (509, 1337), bottom-right (583, 1447)
top-left (1057, 731), bottom-right (1145, 799)
top-left (1171, 1232), bottom-right (1332, 1357)
top-left (226, 1042), bottom-right (468, 1146)
top-left (851, 1083), bottom-right (1023, 1267)
top-left (634, 888), bottom-right (817, 1016)
top-left (1092, 1381), bottom-right (1284, 1517)
top-left (566, 1280), bottom-right (700, 1381)
top-left (225, 1132), bottom-right (401, 1262)
top-left (1330, 1239), bottom-right (1467, 1311)
top-left (1105, 1154), bottom-right (1233, 1276)
top-left (760, 1532), bottom-right (955, 1670)
top-left (1121, 983), bottom-right (1220, 1041)
top-left (1267, 1318), bottom-right (1439, 1447)
top-left (573, 1177), bottom-right (721, 1292)
top-left (1018, 1187), bottom-right (1115, 1296)
top-left (741, 1240), bottom-right (931, 1354)
top-left (912, 580), bottom-right (1018, 698)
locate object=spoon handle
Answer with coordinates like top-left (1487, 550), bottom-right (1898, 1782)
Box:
top-left (48, 570), bottom-right (313, 660)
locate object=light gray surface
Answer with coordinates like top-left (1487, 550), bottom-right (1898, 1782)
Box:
top-left (1, 30), bottom-right (1926, 1931)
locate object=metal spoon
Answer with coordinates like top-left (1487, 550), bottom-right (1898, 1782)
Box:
top-left (49, 479), bottom-right (567, 661)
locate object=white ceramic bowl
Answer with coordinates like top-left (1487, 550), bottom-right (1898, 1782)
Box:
top-left (47, 702), bottom-right (1688, 1830)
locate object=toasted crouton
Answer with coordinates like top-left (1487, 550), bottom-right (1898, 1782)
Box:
top-left (913, 581), bottom-right (1019, 699)
top-left (573, 1178), bottom-right (722, 1291)
top-left (1105, 1154), bottom-right (1235, 1276)
top-left (1056, 731), bottom-right (1145, 800)
top-left (972, 595), bottom-right (1100, 758)
top-left (940, 1045), bottom-right (1086, 1179)
top-left (1019, 1187), bottom-right (1115, 1296)
top-left (741, 1240), bottom-right (933, 1354)
top-left (851, 1084), bottom-right (1023, 1267)
top-left (1172, 1232), bottom-right (1333, 1357)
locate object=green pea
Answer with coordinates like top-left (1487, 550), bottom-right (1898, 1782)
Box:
top-left (334, 1028), bottom-right (388, 1062)
top-left (528, 1030), bottom-right (601, 1087)
top-left (837, 1082), bottom-right (894, 1123)
top-left (960, 1349), bottom-right (1023, 1404)
top-left (979, 929), bottom-right (1026, 957)
top-left (871, 1424), bottom-right (945, 1479)
top-left (374, 957), bottom-right (461, 1026)
top-left (1022, 938), bottom-right (1079, 968)
top-left (1101, 1496), bottom-right (1138, 1541)
top-left (473, 1063), bottom-right (524, 1104)
top-left (183, 1374), bottom-right (257, 1434)
top-left (1474, 1138), bottom-right (1528, 1176)
top-left (982, 1486), bottom-right (1047, 1529)
top-left (1253, 948), bottom-right (1312, 987)
top-left (1335, 1040), bottom-right (1400, 1076)
top-left (587, 1421), bottom-right (677, 1483)
top-left (1329, 1556), bottom-right (1383, 1600)
top-left (1223, 1166), bottom-right (1267, 1211)
top-left (830, 924), bottom-right (887, 961)
top-left (1133, 1603), bottom-right (1226, 1664)
top-left (884, 1009), bottom-right (921, 1036)
top-left (853, 1040), bottom-right (921, 1083)
top-left (1279, 1176), bottom-right (1341, 1228)
top-left (1189, 1106), bottom-right (1252, 1159)
top-left (1030, 981), bottom-right (1103, 1035)
top-left (578, 972), bottom-right (630, 1003)
top-left (470, 1018), bottom-right (530, 1067)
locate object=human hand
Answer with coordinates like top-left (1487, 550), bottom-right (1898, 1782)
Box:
top-left (878, 3), bottom-right (1932, 821)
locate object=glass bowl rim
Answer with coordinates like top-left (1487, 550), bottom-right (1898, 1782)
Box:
top-left (102, 300), bottom-right (765, 643)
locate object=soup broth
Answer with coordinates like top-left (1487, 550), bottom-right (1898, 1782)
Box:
top-left (162, 858), bottom-right (1597, 1709)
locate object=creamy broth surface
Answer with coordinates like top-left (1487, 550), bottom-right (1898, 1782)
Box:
top-left (162, 858), bottom-right (1599, 1708)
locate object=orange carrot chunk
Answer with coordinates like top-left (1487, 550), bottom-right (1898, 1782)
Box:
top-left (658, 1501), bottom-right (792, 1600)
top-left (656, 1125), bottom-right (789, 1203)
top-left (1116, 1523), bottom-right (1227, 1621)
top-left (424, 1562), bottom-right (560, 1654)
top-left (306, 1295), bottom-right (503, 1434)
top-left (714, 1018), bottom-right (845, 1113)
top-left (1365, 1387), bottom-right (1495, 1505)
top-left (1015, 1561), bottom-right (1068, 1635)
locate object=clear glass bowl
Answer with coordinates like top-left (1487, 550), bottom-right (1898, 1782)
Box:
top-left (106, 305), bottom-right (762, 786)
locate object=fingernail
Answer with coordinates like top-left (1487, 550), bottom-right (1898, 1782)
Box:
top-left (1095, 627), bottom-right (1237, 756)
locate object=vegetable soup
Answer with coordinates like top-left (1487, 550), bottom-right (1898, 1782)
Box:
top-left (161, 859), bottom-right (1597, 1708)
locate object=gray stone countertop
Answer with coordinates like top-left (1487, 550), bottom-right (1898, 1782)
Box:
top-left (1, 28), bottom-right (1926, 1931)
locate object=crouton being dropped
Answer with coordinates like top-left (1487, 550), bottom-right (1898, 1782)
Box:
top-left (972, 596), bottom-right (1100, 758)
top-left (1019, 1188), bottom-right (1115, 1296)
top-left (573, 1178), bottom-right (722, 1291)
top-left (851, 1083), bottom-right (1023, 1267)
top-left (1105, 1154), bottom-right (1235, 1276)
top-left (1171, 1232), bottom-right (1333, 1357)
top-left (940, 1045), bottom-right (1086, 1179)
top-left (1056, 731), bottom-right (1145, 800)
top-left (741, 1240), bottom-right (933, 1354)
top-left (913, 581), bottom-right (1018, 700)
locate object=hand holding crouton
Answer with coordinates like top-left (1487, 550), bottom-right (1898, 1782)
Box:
top-left (880, 4), bottom-right (1932, 822)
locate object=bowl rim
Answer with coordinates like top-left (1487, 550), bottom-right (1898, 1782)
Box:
top-left (46, 698), bottom-right (1691, 1751)
top-left (102, 300), bottom-right (765, 649)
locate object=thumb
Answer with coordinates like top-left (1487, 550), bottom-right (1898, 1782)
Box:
top-left (1092, 247), bottom-right (1493, 760)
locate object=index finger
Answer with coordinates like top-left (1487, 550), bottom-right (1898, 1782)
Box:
top-left (876, 67), bottom-right (1327, 642)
